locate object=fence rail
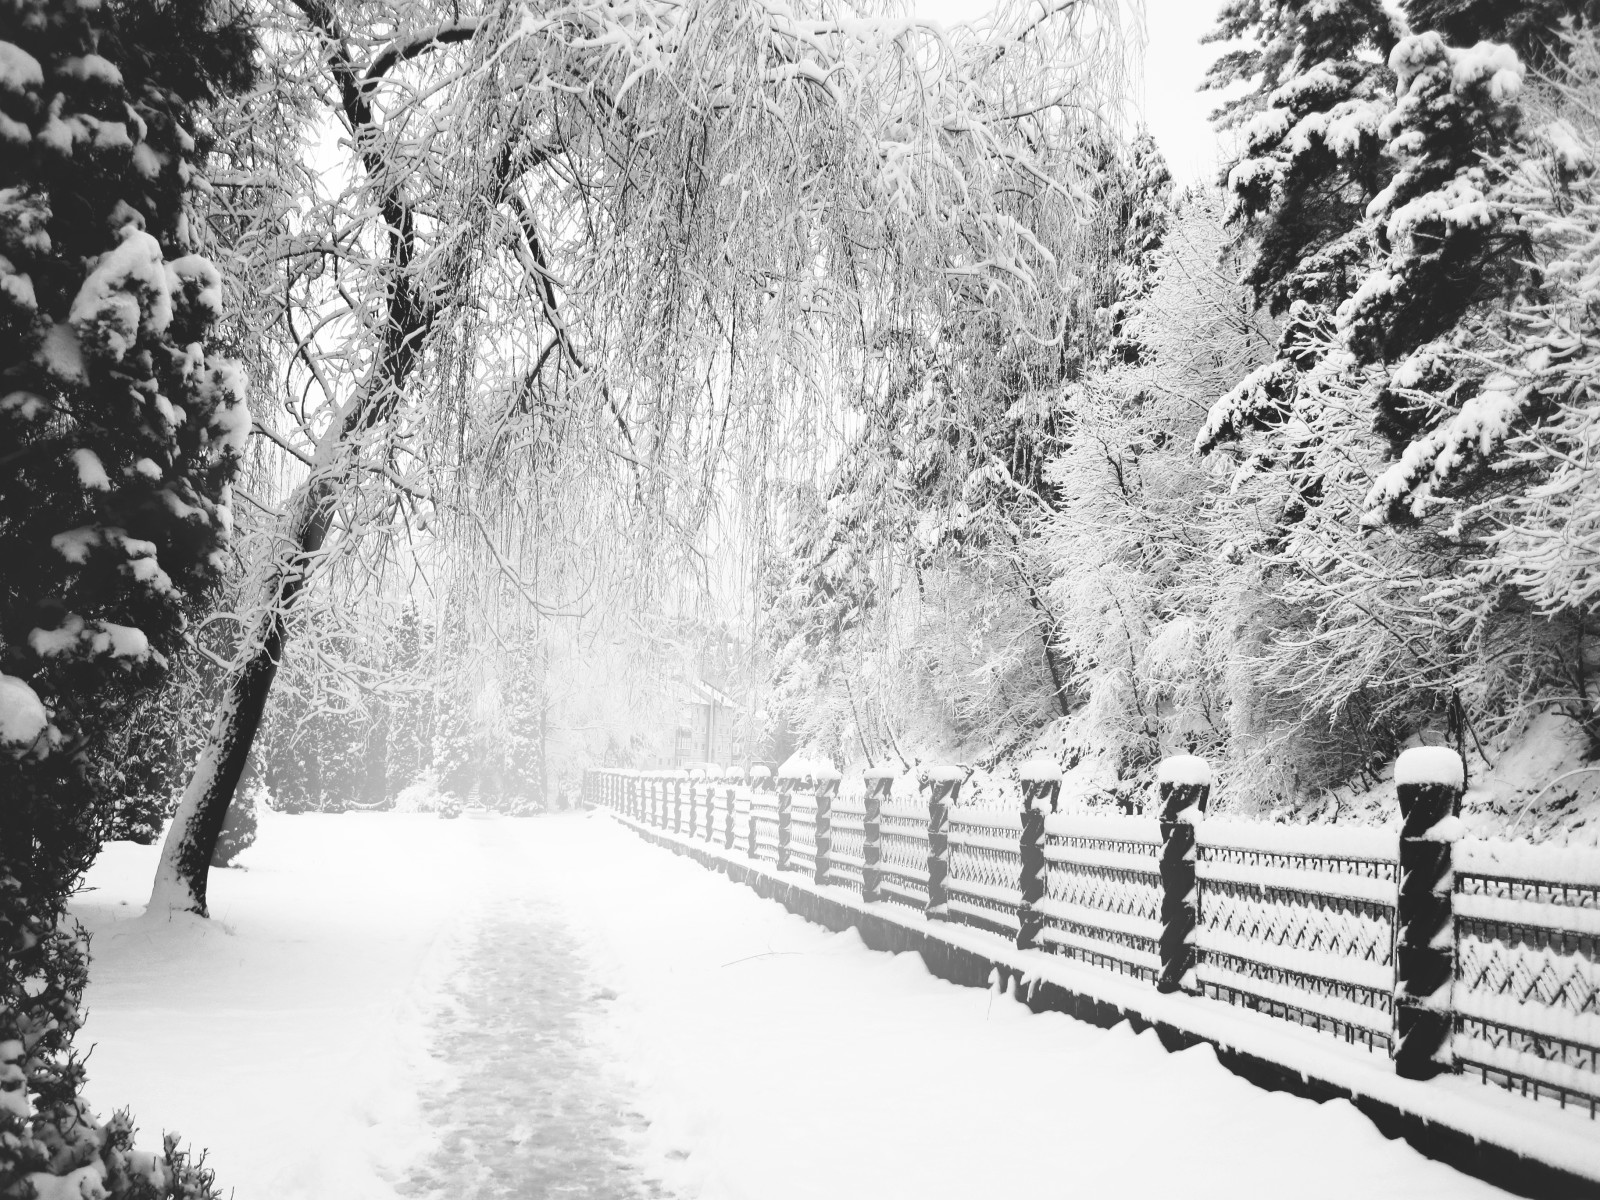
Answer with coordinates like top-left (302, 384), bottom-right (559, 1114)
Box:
top-left (583, 751), bottom-right (1600, 1119)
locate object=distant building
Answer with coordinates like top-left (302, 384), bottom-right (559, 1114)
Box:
top-left (672, 677), bottom-right (745, 767)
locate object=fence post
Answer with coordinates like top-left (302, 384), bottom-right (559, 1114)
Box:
top-left (861, 766), bottom-right (895, 903)
top-left (1155, 755), bottom-right (1210, 995)
top-left (1393, 747), bottom-right (1464, 1080)
top-left (690, 767), bottom-right (707, 837)
top-left (813, 763), bottom-right (841, 885)
top-left (922, 764), bottom-right (964, 919)
top-left (748, 765), bottom-right (771, 858)
top-left (776, 761), bottom-right (799, 871)
top-left (723, 767), bottom-right (741, 849)
top-left (1016, 757), bottom-right (1062, 951)
top-left (668, 771), bottom-right (683, 834)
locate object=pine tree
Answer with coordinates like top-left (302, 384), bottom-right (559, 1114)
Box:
top-left (0, 0), bottom-right (252, 1192)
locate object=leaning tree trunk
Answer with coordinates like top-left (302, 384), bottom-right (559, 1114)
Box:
top-left (149, 457), bottom-right (358, 913)
top-left (147, 2), bottom-right (505, 914)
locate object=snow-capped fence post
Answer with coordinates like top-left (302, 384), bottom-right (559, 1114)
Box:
top-left (704, 765), bottom-right (724, 843)
top-left (723, 767), bottom-right (742, 849)
top-left (1016, 757), bottom-right (1062, 951)
top-left (813, 763), bottom-right (842, 885)
top-left (688, 767), bottom-right (706, 838)
top-left (922, 764), bottom-right (965, 919)
top-left (776, 762), bottom-right (798, 872)
top-left (1155, 755), bottom-right (1210, 995)
top-left (627, 772), bottom-right (640, 819)
top-left (1393, 747), bottom-right (1464, 1081)
top-left (861, 765), bottom-right (895, 903)
top-left (747, 765), bottom-right (772, 858)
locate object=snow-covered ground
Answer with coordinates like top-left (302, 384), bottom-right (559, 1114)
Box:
top-left (73, 809), bottom-right (1512, 1200)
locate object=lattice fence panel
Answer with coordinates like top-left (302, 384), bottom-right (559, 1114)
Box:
top-left (879, 801), bottom-right (930, 911)
top-left (946, 810), bottom-right (1022, 936)
top-left (1186, 826), bottom-right (1397, 1052)
top-left (1037, 815), bottom-right (1163, 981)
top-left (750, 793), bottom-right (780, 862)
top-left (1454, 840), bottom-right (1600, 1113)
top-left (826, 795), bottom-right (867, 891)
top-left (787, 792), bottom-right (819, 876)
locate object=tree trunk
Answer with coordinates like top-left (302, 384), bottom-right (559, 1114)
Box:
top-left (149, 477), bottom-right (343, 913)
top-left (147, 3), bottom-right (506, 914)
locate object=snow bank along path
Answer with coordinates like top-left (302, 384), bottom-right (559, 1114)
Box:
top-left (73, 810), bottom-right (1512, 1200)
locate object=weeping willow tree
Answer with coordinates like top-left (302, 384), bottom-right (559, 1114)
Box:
top-left (149, 0), bottom-right (1139, 913)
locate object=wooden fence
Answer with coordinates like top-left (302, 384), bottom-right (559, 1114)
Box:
top-left (583, 750), bottom-right (1600, 1120)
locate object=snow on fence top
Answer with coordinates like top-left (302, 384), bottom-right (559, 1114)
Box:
top-left (921, 763), bottom-right (968, 784)
top-left (750, 765), bottom-right (772, 779)
top-left (1199, 820), bottom-right (1399, 862)
top-left (1458, 838), bottom-right (1600, 887)
top-left (812, 763), bottom-right (842, 782)
top-left (1155, 754), bottom-right (1211, 787)
top-left (861, 763), bottom-right (899, 780)
top-left (1016, 756), bottom-right (1062, 783)
top-left (1394, 746), bottom-right (1465, 788)
top-left (1043, 812), bottom-right (1163, 845)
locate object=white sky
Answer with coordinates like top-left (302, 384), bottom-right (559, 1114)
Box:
top-left (909, 0), bottom-right (1237, 184)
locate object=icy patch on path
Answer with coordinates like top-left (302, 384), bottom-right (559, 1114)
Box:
top-left (401, 898), bottom-right (672, 1200)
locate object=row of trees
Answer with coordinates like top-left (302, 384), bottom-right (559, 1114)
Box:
top-left (765, 1), bottom-right (1600, 821)
top-left (4, 3), bottom-right (1143, 1195)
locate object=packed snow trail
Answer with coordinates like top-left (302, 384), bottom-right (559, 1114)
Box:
top-left (72, 809), bottom-right (1513, 1200)
top-left (401, 896), bottom-right (669, 1200)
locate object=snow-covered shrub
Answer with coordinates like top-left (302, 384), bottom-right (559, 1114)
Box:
top-left (437, 796), bottom-right (462, 820)
top-left (0, 0), bottom-right (253, 1193)
top-left (0, 877), bottom-right (223, 1200)
top-left (209, 791), bottom-right (256, 868)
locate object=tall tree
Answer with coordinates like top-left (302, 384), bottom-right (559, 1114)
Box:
top-left (0, 0), bottom-right (253, 1193)
top-left (151, 0), bottom-right (1139, 912)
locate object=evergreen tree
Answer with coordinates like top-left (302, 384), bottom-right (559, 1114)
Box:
top-left (0, 0), bottom-right (252, 1192)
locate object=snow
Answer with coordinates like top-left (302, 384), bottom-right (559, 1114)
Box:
top-left (1044, 812), bottom-right (1163, 844)
top-left (1395, 746), bottom-right (1465, 789)
top-left (71, 806), bottom-right (1600, 1199)
top-left (1458, 838), bottom-right (1600, 887)
top-left (1156, 754), bottom-right (1211, 787)
top-left (59, 54), bottom-right (123, 87)
top-left (0, 672), bottom-right (47, 753)
top-left (74, 813), bottom-right (476, 1200)
top-left (70, 229), bottom-right (173, 360)
top-left (1199, 820), bottom-right (1397, 862)
top-left (1016, 755), bottom-right (1062, 783)
top-left (51, 525), bottom-right (100, 563)
top-left (38, 322), bottom-right (86, 384)
top-left (1, 389), bottom-right (45, 419)
top-left (0, 39), bottom-right (42, 94)
top-left (861, 763), bottom-right (899, 780)
top-left (73, 447), bottom-right (110, 490)
top-left (921, 762), bottom-right (968, 783)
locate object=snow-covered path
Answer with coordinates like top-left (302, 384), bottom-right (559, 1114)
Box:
top-left (73, 810), bottom-right (1511, 1200)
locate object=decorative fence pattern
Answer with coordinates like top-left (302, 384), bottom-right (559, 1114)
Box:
top-left (1037, 814), bottom-right (1163, 982)
top-left (877, 799), bottom-right (931, 912)
top-left (1453, 839), bottom-right (1600, 1112)
top-left (583, 752), bottom-right (1600, 1118)
top-left (1196, 823), bottom-right (1397, 1053)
